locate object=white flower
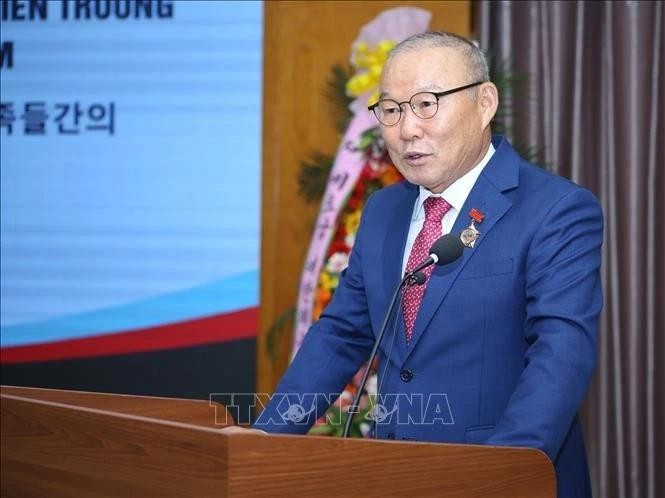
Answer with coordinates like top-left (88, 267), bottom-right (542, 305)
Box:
top-left (365, 373), bottom-right (378, 396)
top-left (345, 232), bottom-right (356, 247)
top-left (326, 252), bottom-right (349, 274)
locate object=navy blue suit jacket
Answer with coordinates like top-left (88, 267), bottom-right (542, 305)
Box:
top-left (256, 136), bottom-right (603, 498)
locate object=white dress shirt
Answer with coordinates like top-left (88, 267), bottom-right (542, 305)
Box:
top-left (401, 143), bottom-right (496, 276)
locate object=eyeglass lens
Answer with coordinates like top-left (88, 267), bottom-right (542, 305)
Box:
top-left (374, 92), bottom-right (439, 126)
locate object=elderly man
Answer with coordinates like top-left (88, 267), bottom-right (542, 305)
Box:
top-left (249, 31), bottom-right (602, 498)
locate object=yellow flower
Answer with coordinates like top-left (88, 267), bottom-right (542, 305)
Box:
top-left (346, 72), bottom-right (373, 97)
top-left (367, 89), bottom-right (380, 107)
top-left (345, 209), bottom-right (362, 236)
top-left (318, 271), bottom-right (339, 292)
top-left (346, 39), bottom-right (396, 103)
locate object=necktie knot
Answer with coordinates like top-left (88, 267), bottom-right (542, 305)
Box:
top-left (423, 196), bottom-right (451, 223)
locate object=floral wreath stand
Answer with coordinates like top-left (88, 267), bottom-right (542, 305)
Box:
top-left (291, 7), bottom-right (432, 437)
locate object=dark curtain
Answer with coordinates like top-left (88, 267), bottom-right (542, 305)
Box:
top-left (474, 2), bottom-right (664, 497)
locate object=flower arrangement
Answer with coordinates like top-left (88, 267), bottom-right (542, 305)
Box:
top-left (290, 8), bottom-right (432, 438)
top-left (306, 130), bottom-right (400, 438)
top-left (311, 129), bottom-right (402, 323)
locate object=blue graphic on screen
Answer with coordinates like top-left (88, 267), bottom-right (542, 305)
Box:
top-left (0, 1), bottom-right (263, 353)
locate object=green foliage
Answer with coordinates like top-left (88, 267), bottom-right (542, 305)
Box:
top-left (489, 54), bottom-right (548, 167)
top-left (489, 55), bottom-right (529, 134)
top-left (295, 64), bottom-right (355, 205)
top-left (325, 64), bottom-right (355, 134)
top-left (265, 306), bottom-right (295, 360)
top-left (297, 153), bottom-right (335, 203)
top-left (308, 403), bottom-right (374, 438)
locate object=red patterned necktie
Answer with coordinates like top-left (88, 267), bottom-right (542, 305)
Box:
top-left (402, 196), bottom-right (452, 342)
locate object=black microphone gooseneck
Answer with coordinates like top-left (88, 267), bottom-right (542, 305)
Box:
top-left (342, 233), bottom-right (465, 438)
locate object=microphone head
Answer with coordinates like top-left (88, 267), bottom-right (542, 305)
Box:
top-left (429, 234), bottom-right (465, 266)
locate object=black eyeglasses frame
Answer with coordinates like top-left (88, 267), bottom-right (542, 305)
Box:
top-left (368, 81), bottom-right (484, 125)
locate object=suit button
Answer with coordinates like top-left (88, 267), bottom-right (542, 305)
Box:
top-left (400, 369), bottom-right (413, 382)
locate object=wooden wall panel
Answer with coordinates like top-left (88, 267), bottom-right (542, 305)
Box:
top-left (259, 1), bottom-right (471, 393)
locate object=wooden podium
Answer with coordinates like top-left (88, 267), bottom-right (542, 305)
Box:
top-left (1, 385), bottom-right (555, 497)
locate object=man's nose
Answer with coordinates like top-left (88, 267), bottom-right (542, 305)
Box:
top-left (398, 105), bottom-right (424, 140)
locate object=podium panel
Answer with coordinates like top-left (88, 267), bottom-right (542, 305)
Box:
top-left (1, 386), bottom-right (555, 497)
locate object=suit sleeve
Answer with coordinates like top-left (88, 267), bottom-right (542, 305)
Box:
top-left (485, 187), bottom-right (603, 462)
top-left (253, 194), bottom-right (377, 433)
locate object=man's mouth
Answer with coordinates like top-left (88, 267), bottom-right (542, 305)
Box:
top-left (403, 152), bottom-right (431, 165)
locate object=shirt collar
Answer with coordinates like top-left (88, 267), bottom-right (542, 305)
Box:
top-left (413, 142), bottom-right (496, 220)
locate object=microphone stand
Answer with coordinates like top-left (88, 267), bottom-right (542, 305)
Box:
top-left (342, 270), bottom-right (423, 438)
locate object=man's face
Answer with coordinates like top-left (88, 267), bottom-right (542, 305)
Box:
top-left (378, 46), bottom-right (491, 193)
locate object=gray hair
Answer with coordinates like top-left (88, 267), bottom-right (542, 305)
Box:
top-left (386, 31), bottom-right (490, 97)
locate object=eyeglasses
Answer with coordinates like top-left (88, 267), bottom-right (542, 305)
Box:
top-left (368, 81), bottom-right (484, 126)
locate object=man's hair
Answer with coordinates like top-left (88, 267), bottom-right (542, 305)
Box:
top-left (387, 31), bottom-right (490, 97)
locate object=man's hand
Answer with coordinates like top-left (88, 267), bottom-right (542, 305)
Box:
top-left (220, 426), bottom-right (269, 435)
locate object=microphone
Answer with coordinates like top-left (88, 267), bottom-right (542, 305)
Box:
top-left (342, 233), bottom-right (465, 438)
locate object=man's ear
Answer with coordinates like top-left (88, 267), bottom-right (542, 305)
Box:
top-left (478, 82), bottom-right (499, 129)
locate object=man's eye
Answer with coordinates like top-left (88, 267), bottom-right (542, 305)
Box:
top-left (417, 101), bottom-right (437, 109)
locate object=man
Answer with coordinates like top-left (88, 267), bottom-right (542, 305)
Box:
top-left (249, 31), bottom-right (603, 497)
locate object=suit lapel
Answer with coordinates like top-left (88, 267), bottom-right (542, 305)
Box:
top-left (403, 137), bottom-right (520, 361)
top-left (381, 183), bottom-right (418, 306)
top-left (380, 183), bottom-right (417, 362)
